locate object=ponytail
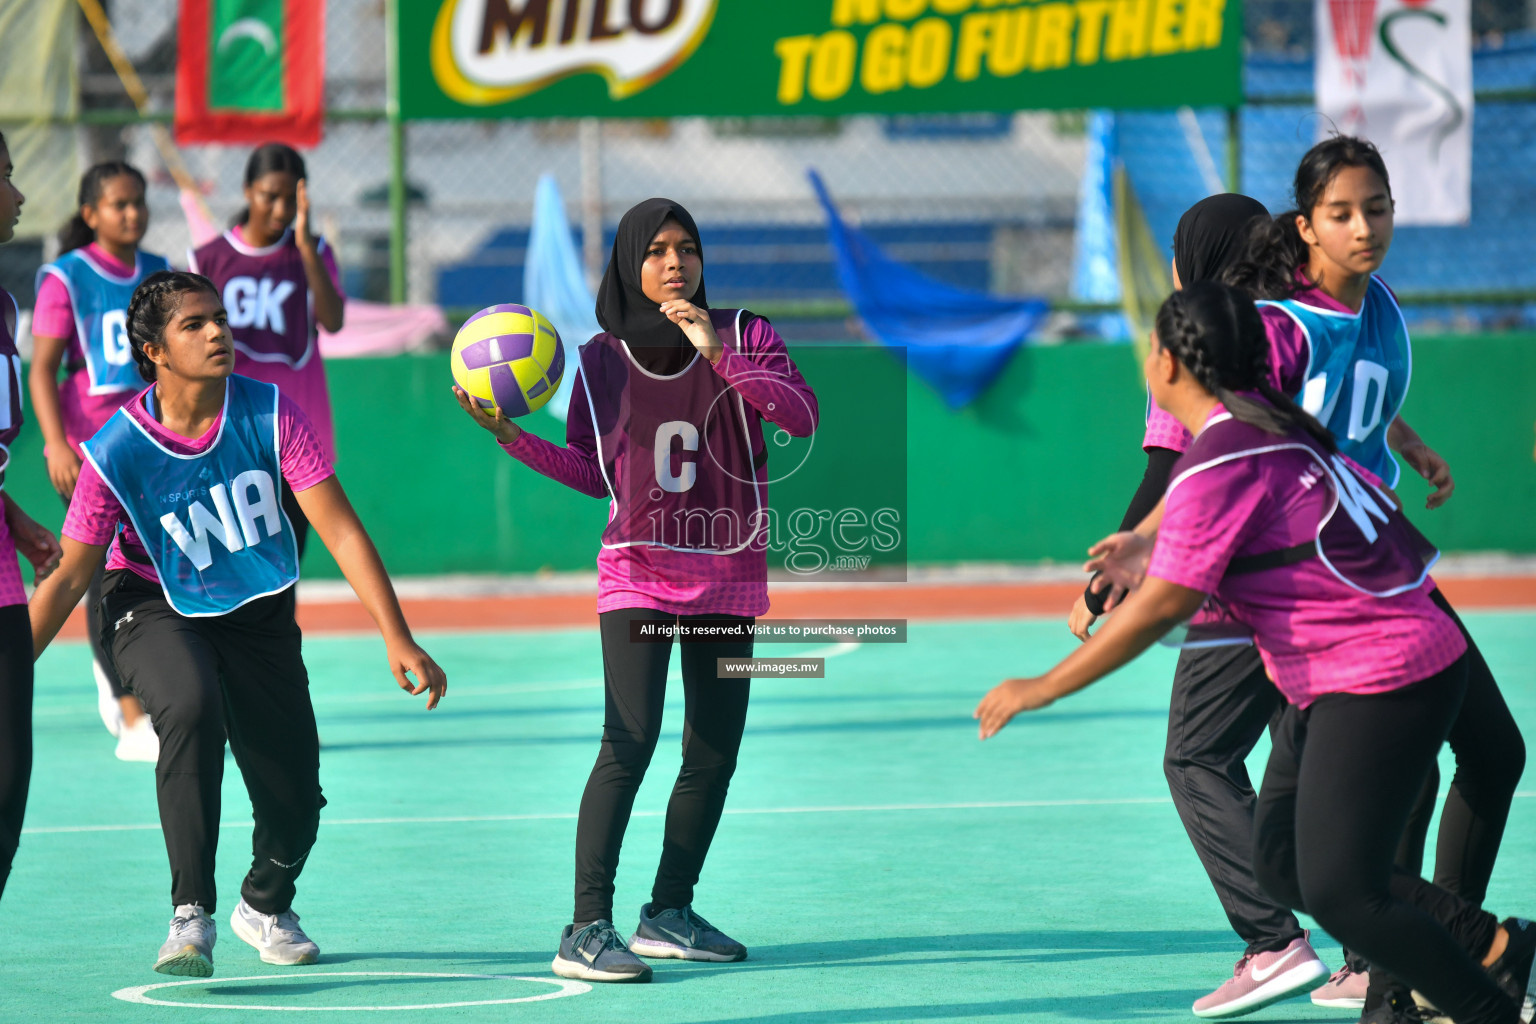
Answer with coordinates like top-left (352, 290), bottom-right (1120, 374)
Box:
top-left (1221, 212), bottom-right (1310, 300)
top-left (1155, 282), bottom-right (1337, 453)
top-left (57, 160), bottom-right (147, 254)
top-left (58, 214), bottom-right (95, 255)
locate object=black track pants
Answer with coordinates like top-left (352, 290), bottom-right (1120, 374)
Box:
top-left (101, 570), bottom-right (325, 914)
top-left (1253, 656), bottom-right (1516, 1024)
top-left (0, 605), bottom-right (33, 901)
top-left (573, 608), bottom-right (751, 925)
top-left (1163, 642), bottom-right (1304, 955)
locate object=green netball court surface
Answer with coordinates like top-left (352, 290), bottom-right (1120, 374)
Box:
top-left (9, 611), bottom-right (1534, 1023)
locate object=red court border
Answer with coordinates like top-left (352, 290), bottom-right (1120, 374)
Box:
top-left (51, 576), bottom-right (1536, 639)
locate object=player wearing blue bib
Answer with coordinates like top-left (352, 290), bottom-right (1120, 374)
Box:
top-left (30, 161), bottom-right (170, 760)
top-left (28, 272), bottom-right (447, 978)
top-left (1257, 274), bottom-right (1411, 488)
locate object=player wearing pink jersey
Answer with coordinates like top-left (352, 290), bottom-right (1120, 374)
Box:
top-left (30, 161), bottom-right (170, 760)
top-left (0, 130), bottom-right (65, 902)
top-left (977, 282), bottom-right (1534, 1024)
top-left (28, 271), bottom-right (445, 977)
top-left (1078, 143), bottom-right (1526, 1022)
top-left (454, 198), bottom-right (817, 983)
top-left (188, 142), bottom-right (345, 558)
top-left (1072, 194), bottom-right (1336, 1020)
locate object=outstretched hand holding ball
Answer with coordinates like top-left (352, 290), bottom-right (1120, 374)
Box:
top-left (449, 303), bottom-right (566, 424)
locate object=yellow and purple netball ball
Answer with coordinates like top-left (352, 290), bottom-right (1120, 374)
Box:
top-left (450, 304), bottom-right (565, 417)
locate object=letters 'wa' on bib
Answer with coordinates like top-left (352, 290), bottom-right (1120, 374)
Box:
top-left (81, 375), bottom-right (300, 616)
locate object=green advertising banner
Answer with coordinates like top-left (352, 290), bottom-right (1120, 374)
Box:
top-left (398, 0), bottom-right (1243, 120)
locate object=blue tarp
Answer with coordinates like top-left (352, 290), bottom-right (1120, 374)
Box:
top-left (523, 174), bottom-right (600, 422)
top-left (809, 171), bottom-right (1048, 409)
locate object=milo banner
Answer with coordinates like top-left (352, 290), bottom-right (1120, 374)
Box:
top-left (399, 0), bottom-right (1243, 120)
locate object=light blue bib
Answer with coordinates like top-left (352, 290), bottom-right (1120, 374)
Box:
top-left (1258, 276), bottom-right (1410, 487)
top-left (81, 375), bottom-right (299, 617)
top-left (36, 249), bottom-right (171, 394)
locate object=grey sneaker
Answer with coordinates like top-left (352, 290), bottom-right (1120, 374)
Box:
top-left (229, 899), bottom-right (320, 965)
top-left (628, 903), bottom-right (747, 963)
top-left (154, 904), bottom-right (215, 976)
top-left (551, 920), bottom-right (652, 983)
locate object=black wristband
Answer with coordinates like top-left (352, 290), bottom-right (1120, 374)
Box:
top-left (1082, 572), bottom-right (1110, 616)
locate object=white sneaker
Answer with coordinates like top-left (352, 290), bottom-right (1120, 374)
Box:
top-left (230, 899), bottom-right (320, 965)
top-left (94, 660), bottom-right (123, 738)
top-left (115, 716), bottom-right (159, 763)
top-left (155, 904), bottom-right (215, 976)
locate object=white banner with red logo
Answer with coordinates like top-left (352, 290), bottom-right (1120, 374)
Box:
top-left (1316, 0), bottom-right (1471, 225)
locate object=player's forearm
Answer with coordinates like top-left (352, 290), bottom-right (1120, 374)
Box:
top-left (501, 432), bottom-right (607, 499)
top-left (333, 528), bottom-right (413, 645)
top-left (1039, 579), bottom-right (1203, 701)
top-left (27, 345), bottom-right (72, 449)
top-left (1387, 415), bottom-right (1423, 453)
top-left (1133, 496), bottom-right (1166, 539)
top-left (29, 539), bottom-right (104, 656)
top-left (300, 479), bottom-right (413, 644)
top-left (299, 247), bottom-right (345, 332)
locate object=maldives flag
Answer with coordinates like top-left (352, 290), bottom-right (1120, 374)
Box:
top-left (174, 0), bottom-right (324, 148)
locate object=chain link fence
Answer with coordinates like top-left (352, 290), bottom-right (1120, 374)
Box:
top-left (2, 0), bottom-right (1533, 341)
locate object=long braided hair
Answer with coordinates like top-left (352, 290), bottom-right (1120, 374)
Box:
top-left (1155, 281), bottom-right (1337, 453)
top-left (124, 271), bottom-right (221, 383)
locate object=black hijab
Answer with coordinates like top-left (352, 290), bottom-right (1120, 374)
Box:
top-left (596, 197), bottom-right (708, 376)
top-left (1173, 193), bottom-right (1269, 286)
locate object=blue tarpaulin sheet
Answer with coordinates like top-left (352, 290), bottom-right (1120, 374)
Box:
top-left (809, 170), bottom-right (1048, 409)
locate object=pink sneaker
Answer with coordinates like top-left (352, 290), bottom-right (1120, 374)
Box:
top-left (1193, 934), bottom-right (1332, 1018)
top-left (1311, 961), bottom-right (1371, 1010)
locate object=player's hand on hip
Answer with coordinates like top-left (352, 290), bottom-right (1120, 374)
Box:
top-left (1398, 441), bottom-right (1454, 509)
top-left (975, 677), bottom-right (1055, 739)
top-left (659, 300), bottom-right (722, 364)
top-left (388, 639), bottom-right (447, 710)
top-left (452, 385), bottom-right (521, 444)
top-left (1084, 531), bottom-right (1152, 593)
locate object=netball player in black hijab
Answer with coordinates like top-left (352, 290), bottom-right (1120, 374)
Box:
top-left (453, 196), bottom-right (819, 984)
top-left (1069, 195), bottom-right (1344, 1019)
top-left (595, 198), bottom-right (709, 378)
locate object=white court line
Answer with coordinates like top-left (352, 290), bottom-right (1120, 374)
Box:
top-left (34, 644), bottom-right (863, 717)
top-left (111, 972), bottom-right (589, 1011)
top-left (25, 790), bottom-right (1536, 838)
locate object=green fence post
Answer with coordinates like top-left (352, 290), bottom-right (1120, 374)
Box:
top-left (386, 0), bottom-right (408, 304)
top-left (1225, 106), bottom-right (1241, 193)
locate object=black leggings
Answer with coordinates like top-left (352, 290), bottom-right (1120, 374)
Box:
top-left (0, 604), bottom-right (33, 902)
top-left (573, 608), bottom-right (752, 925)
top-left (1253, 656), bottom-right (1517, 1024)
top-left (101, 570), bottom-right (325, 914)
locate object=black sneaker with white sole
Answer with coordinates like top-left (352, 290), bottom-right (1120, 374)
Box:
top-left (628, 903), bottom-right (747, 962)
top-left (551, 920), bottom-right (652, 983)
